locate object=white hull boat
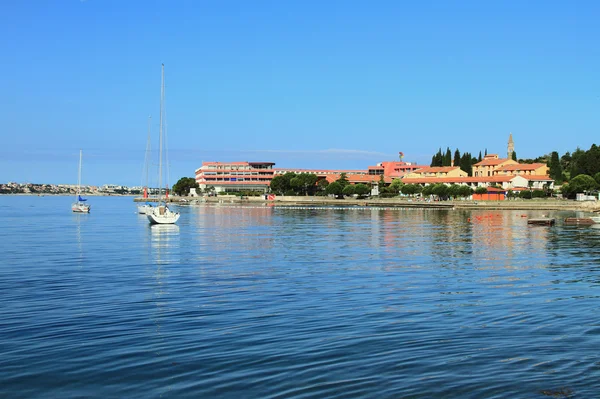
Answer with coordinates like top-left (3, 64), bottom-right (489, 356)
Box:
top-left (147, 205), bottom-right (180, 224)
top-left (72, 150), bottom-right (90, 213)
top-left (147, 64), bottom-right (179, 225)
top-left (138, 204), bottom-right (153, 214)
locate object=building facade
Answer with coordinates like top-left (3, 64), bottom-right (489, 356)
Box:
top-left (195, 161), bottom-right (275, 193)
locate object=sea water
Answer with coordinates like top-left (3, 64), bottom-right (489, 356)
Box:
top-left (1, 196), bottom-right (599, 398)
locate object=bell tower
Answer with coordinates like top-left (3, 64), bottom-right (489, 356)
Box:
top-left (507, 133), bottom-right (514, 160)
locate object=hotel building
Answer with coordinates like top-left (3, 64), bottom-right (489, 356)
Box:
top-left (195, 161), bottom-right (275, 193)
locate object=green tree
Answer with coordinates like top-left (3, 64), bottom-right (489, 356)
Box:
top-left (448, 184), bottom-right (461, 198)
top-left (342, 184), bottom-right (355, 197)
top-left (432, 183), bottom-right (449, 199)
top-left (337, 173), bottom-right (349, 188)
top-left (326, 181), bottom-right (343, 197)
top-left (459, 185), bottom-right (474, 197)
top-left (354, 183), bottom-right (370, 198)
top-left (548, 151), bottom-right (563, 182)
top-left (270, 173), bottom-right (296, 194)
top-left (511, 151), bottom-right (517, 161)
top-left (378, 174), bottom-right (386, 192)
top-left (317, 179), bottom-right (329, 194)
top-left (388, 178), bottom-right (403, 194)
top-left (453, 149), bottom-right (461, 168)
top-left (291, 173), bottom-right (318, 195)
top-left (569, 174), bottom-right (598, 194)
top-left (475, 186), bottom-right (488, 195)
top-left (594, 172), bottom-right (600, 185)
top-left (172, 177), bottom-right (199, 196)
top-left (443, 147), bottom-right (452, 166)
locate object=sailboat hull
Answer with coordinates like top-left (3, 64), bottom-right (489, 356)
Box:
top-left (137, 204), bottom-right (153, 214)
top-left (147, 205), bottom-right (180, 224)
top-left (72, 203), bottom-right (91, 213)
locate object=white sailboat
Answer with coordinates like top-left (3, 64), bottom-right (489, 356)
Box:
top-left (72, 149), bottom-right (91, 213)
top-left (138, 115), bottom-right (154, 215)
top-left (147, 64), bottom-right (180, 225)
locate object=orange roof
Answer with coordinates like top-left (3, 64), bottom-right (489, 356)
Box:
top-left (401, 176), bottom-right (517, 184)
top-left (474, 158), bottom-right (511, 166)
top-left (325, 174), bottom-right (392, 184)
top-left (413, 166), bottom-right (462, 174)
top-left (495, 163), bottom-right (546, 171)
top-left (523, 175), bottom-right (553, 181)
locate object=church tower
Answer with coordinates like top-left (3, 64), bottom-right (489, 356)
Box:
top-left (507, 133), bottom-right (514, 160)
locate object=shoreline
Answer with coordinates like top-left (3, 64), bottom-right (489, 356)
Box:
top-left (137, 196), bottom-right (600, 212)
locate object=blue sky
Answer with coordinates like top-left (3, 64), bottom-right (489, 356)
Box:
top-left (1, 0), bottom-right (599, 186)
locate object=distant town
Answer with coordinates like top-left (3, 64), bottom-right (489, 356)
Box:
top-left (0, 182), bottom-right (154, 196)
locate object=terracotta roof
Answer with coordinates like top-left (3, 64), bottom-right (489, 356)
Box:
top-left (495, 163), bottom-right (546, 171)
top-left (474, 158), bottom-right (511, 166)
top-left (325, 174), bottom-right (392, 184)
top-left (412, 166), bottom-right (462, 174)
top-left (523, 175), bottom-right (553, 181)
top-left (401, 176), bottom-right (518, 184)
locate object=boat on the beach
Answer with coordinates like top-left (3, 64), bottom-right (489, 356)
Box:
top-left (72, 150), bottom-right (90, 213)
top-left (147, 64), bottom-right (179, 225)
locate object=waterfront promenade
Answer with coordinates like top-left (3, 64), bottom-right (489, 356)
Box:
top-left (137, 195), bottom-right (600, 212)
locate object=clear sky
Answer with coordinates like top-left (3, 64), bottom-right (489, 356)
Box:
top-left (2, 0), bottom-right (599, 186)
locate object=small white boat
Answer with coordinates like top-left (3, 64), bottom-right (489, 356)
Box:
top-left (147, 204), bottom-right (180, 224)
top-left (137, 203), bottom-right (153, 214)
top-left (147, 64), bottom-right (179, 225)
top-left (72, 150), bottom-right (90, 213)
top-left (590, 216), bottom-right (600, 224)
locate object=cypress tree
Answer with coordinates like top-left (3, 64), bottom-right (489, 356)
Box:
top-left (512, 151), bottom-right (517, 161)
top-left (549, 151), bottom-right (562, 182)
top-left (478, 151), bottom-right (482, 162)
top-left (444, 147), bottom-right (452, 166)
top-left (453, 149), bottom-right (461, 167)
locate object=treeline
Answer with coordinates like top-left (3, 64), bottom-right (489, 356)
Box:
top-left (270, 172), bottom-right (370, 197)
top-left (429, 147), bottom-right (513, 176)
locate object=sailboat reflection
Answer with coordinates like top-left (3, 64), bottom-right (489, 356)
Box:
top-left (150, 224), bottom-right (180, 265)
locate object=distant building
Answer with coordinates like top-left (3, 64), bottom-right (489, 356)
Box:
top-left (404, 166), bottom-right (468, 179)
top-left (472, 154), bottom-right (517, 177)
top-left (195, 161), bottom-right (275, 193)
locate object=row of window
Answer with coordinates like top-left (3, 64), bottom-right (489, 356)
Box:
top-left (202, 171), bottom-right (273, 176)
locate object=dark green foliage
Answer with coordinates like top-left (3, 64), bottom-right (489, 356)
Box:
top-left (342, 185), bottom-right (355, 196)
top-left (172, 177), bottom-right (199, 196)
top-left (548, 151), bottom-right (563, 182)
top-left (478, 151), bottom-right (482, 162)
top-left (511, 151), bottom-right (517, 161)
top-left (401, 184), bottom-right (421, 196)
top-left (337, 173), bottom-right (349, 188)
top-left (270, 172), bottom-right (296, 195)
top-left (519, 190), bottom-right (532, 199)
top-left (453, 149), bottom-right (461, 167)
top-left (444, 148), bottom-right (452, 166)
top-left (475, 187), bottom-right (488, 195)
top-left (326, 181), bottom-right (343, 196)
top-left (354, 183), bottom-right (370, 198)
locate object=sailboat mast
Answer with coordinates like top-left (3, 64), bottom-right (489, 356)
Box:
top-left (77, 149), bottom-right (82, 197)
top-left (158, 64), bottom-right (164, 202)
top-left (146, 115), bottom-right (151, 193)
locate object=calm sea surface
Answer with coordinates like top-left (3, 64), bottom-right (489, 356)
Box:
top-left (1, 196), bottom-right (600, 398)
